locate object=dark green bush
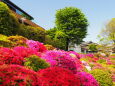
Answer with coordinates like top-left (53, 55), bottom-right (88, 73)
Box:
top-left (97, 59), bottom-right (106, 64)
top-left (19, 25), bottom-right (45, 42)
top-left (24, 55), bottom-right (50, 71)
top-left (89, 69), bottom-right (113, 86)
top-left (0, 2), bottom-right (20, 36)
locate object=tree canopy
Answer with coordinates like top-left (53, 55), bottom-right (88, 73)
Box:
top-left (99, 18), bottom-right (115, 44)
top-left (55, 7), bottom-right (88, 50)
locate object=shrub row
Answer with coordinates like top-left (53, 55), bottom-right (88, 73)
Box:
top-left (0, 2), bottom-right (45, 42)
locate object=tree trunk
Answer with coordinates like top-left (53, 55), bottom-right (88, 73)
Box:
top-left (66, 38), bottom-right (69, 51)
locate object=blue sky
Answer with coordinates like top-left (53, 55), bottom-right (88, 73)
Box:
top-left (11, 0), bottom-right (115, 43)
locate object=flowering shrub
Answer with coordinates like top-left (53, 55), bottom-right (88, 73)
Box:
top-left (85, 53), bottom-right (94, 58)
top-left (0, 34), bottom-right (13, 47)
top-left (0, 47), bottom-right (41, 65)
top-left (69, 51), bottom-right (81, 59)
top-left (0, 64), bottom-right (41, 86)
top-left (41, 50), bottom-right (83, 73)
top-left (13, 46), bottom-right (40, 58)
top-left (0, 47), bottom-right (23, 65)
top-left (26, 40), bottom-right (47, 52)
top-left (38, 67), bottom-right (80, 86)
top-left (45, 44), bottom-right (55, 50)
top-left (89, 69), bottom-right (113, 86)
top-left (7, 35), bottom-right (27, 47)
top-left (24, 55), bottom-right (50, 71)
top-left (76, 72), bottom-right (99, 86)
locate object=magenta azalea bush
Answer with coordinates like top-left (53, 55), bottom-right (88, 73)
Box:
top-left (26, 40), bottom-right (47, 52)
top-left (76, 72), bottom-right (99, 86)
top-left (41, 50), bottom-right (83, 73)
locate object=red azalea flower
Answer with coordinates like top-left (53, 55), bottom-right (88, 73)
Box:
top-left (38, 67), bottom-right (80, 86)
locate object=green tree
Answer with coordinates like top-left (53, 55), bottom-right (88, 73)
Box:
top-left (99, 18), bottom-right (115, 44)
top-left (88, 44), bottom-right (97, 52)
top-left (46, 28), bottom-right (67, 50)
top-left (0, 2), bottom-right (20, 36)
top-left (55, 7), bottom-right (88, 50)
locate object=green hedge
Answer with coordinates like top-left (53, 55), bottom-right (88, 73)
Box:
top-left (0, 2), bottom-right (20, 36)
top-left (19, 25), bottom-right (45, 42)
top-left (89, 69), bottom-right (113, 86)
top-left (24, 55), bottom-right (50, 71)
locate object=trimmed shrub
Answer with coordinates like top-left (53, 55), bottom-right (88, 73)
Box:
top-left (45, 44), bottom-right (55, 50)
top-left (89, 69), bottom-right (113, 86)
top-left (0, 2), bottom-right (20, 36)
top-left (24, 55), bottom-right (50, 71)
top-left (0, 64), bottom-right (41, 86)
top-left (19, 25), bottom-right (45, 42)
top-left (0, 34), bottom-right (13, 47)
top-left (38, 67), bottom-right (80, 86)
top-left (97, 59), bottom-right (106, 64)
top-left (7, 35), bottom-right (27, 47)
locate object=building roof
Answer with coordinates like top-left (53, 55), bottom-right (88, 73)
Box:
top-left (2, 0), bottom-right (34, 20)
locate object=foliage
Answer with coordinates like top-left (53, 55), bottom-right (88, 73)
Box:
top-left (88, 44), bottom-right (98, 52)
top-left (99, 18), bottom-right (115, 44)
top-left (0, 2), bottom-right (20, 36)
top-left (46, 28), bottom-right (67, 50)
top-left (76, 72), bottom-right (99, 86)
top-left (55, 7), bottom-right (88, 45)
top-left (0, 64), bottom-right (41, 86)
top-left (38, 67), bottom-right (80, 86)
top-left (46, 27), bottom-right (57, 39)
top-left (45, 44), bottom-right (55, 50)
top-left (89, 69), bottom-right (113, 86)
top-left (0, 34), bottom-right (13, 47)
top-left (24, 55), bottom-right (50, 71)
top-left (7, 35), bottom-right (27, 47)
top-left (45, 35), bottom-right (66, 50)
top-left (97, 59), bottom-right (106, 64)
top-left (19, 25), bottom-right (45, 42)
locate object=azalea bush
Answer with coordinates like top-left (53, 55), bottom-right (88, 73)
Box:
top-left (45, 44), bottom-right (55, 50)
top-left (0, 34), bottom-right (13, 47)
top-left (0, 65), bottom-right (41, 86)
top-left (89, 69), bottom-right (113, 86)
top-left (7, 35), bottom-right (27, 47)
top-left (26, 40), bottom-right (47, 52)
top-left (76, 72), bottom-right (99, 86)
top-left (41, 50), bottom-right (83, 73)
top-left (0, 46), bottom-right (41, 65)
top-left (24, 55), bottom-right (50, 71)
top-left (38, 67), bottom-right (80, 86)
